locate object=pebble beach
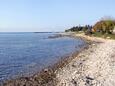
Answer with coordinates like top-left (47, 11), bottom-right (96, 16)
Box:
top-left (2, 33), bottom-right (115, 86)
top-left (56, 33), bottom-right (115, 86)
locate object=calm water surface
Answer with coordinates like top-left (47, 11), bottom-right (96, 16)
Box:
top-left (0, 32), bottom-right (86, 81)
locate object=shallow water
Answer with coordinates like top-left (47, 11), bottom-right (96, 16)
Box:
top-left (0, 32), bottom-right (86, 81)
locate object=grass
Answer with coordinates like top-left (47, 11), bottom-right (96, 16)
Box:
top-left (92, 32), bottom-right (115, 40)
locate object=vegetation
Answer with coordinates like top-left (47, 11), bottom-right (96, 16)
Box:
top-left (92, 32), bottom-right (115, 39)
top-left (65, 17), bottom-right (115, 39)
top-left (65, 25), bottom-right (92, 33)
top-left (92, 19), bottom-right (115, 34)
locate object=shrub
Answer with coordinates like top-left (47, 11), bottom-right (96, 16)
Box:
top-left (92, 19), bottom-right (115, 34)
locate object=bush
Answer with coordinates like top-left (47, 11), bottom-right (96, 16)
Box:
top-left (92, 19), bottom-right (115, 34)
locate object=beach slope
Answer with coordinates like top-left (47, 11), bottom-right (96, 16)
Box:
top-left (56, 34), bottom-right (115, 86)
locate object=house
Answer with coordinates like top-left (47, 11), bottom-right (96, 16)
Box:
top-left (113, 26), bottom-right (115, 34)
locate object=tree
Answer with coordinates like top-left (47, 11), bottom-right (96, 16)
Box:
top-left (65, 25), bottom-right (92, 32)
top-left (92, 19), bottom-right (115, 34)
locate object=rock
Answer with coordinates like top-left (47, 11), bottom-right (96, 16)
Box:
top-left (92, 44), bottom-right (96, 46)
top-left (86, 76), bottom-right (94, 80)
top-left (106, 37), bottom-right (111, 39)
top-left (72, 64), bottom-right (76, 67)
top-left (71, 79), bottom-right (77, 85)
top-left (44, 69), bottom-right (49, 72)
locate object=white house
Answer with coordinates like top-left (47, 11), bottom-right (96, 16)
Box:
top-left (113, 26), bottom-right (115, 34)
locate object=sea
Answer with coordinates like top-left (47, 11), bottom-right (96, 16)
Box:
top-left (0, 32), bottom-right (86, 81)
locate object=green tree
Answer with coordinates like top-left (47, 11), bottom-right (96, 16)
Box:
top-left (92, 19), bottom-right (115, 34)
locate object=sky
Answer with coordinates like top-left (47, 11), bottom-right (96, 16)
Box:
top-left (0, 0), bottom-right (115, 32)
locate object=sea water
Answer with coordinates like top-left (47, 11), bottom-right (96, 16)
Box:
top-left (0, 32), bottom-right (86, 81)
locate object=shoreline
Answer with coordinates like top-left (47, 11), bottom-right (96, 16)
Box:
top-left (1, 33), bottom-right (92, 86)
top-left (2, 33), bottom-right (115, 86)
top-left (56, 33), bottom-right (115, 86)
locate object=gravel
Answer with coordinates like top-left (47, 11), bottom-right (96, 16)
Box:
top-left (56, 34), bottom-right (115, 86)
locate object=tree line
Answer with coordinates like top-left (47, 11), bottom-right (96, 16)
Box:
top-left (65, 17), bottom-right (115, 35)
top-left (65, 25), bottom-right (92, 32)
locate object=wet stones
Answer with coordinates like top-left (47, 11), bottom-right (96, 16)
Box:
top-left (71, 79), bottom-right (77, 86)
top-left (85, 76), bottom-right (95, 86)
top-left (86, 76), bottom-right (94, 80)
